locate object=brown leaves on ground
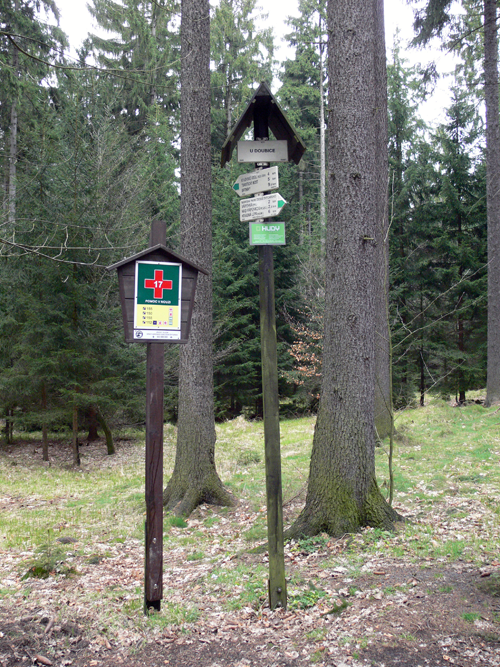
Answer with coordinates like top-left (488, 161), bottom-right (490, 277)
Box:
top-left (0, 439), bottom-right (499, 667)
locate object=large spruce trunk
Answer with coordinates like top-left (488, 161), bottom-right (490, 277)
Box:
top-left (484, 0), bottom-right (500, 406)
top-left (374, 0), bottom-right (393, 439)
top-left (288, 0), bottom-right (400, 538)
top-left (163, 0), bottom-right (233, 516)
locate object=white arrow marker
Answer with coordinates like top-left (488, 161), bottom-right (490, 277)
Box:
top-left (233, 166), bottom-right (279, 198)
top-left (240, 193), bottom-right (287, 222)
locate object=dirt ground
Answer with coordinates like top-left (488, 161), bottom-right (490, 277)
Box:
top-left (1, 440), bottom-right (500, 667)
top-left (1, 558), bottom-right (499, 667)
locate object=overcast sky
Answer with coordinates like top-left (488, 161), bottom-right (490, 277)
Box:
top-left (56, 0), bottom-right (416, 53)
top-left (54, 0), bottom-right (455, 127)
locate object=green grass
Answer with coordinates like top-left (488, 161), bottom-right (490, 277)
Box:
top-left (1, 396), bottom-right (500, 636)
top-left (462, 612), bottom-right (482, 623)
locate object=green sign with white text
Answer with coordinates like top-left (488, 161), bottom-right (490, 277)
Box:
top-left (249, 222), bottom-right (286, 246)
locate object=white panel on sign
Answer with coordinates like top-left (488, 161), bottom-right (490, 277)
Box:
top-left (237, 140), bottom-right (288, 163)
top-left (233, 166), bottom-right (279, 197)
top-left (240, 193), bottom-right (287, 222)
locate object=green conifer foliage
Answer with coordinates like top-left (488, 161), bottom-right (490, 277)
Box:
top-left (429, 89), bottom-right (486, 401)
top-left (88, 0), bottom-right (180, 135)
top-left (210, 0), bottom-right (274, 151)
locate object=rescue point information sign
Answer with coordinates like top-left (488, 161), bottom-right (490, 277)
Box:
top-left (134, 261), bottom-right (182, 341)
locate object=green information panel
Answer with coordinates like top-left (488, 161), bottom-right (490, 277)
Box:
top-left (134, 261), bottom-right (182, 341)
top-left (249, 222), bottom-right (286, 246)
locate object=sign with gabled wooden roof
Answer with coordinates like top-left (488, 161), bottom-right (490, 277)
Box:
top-left (220, 81), bottom-right (306, 167)
top-left (107, 244), bottom-right (208, 344)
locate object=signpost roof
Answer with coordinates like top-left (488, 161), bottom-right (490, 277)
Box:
top-left (107, 244), bottom-right (208, 275)
top-left (220, 81), bottom-right (306, 168)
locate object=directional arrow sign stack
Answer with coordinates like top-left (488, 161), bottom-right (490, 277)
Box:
top-left (233, 161), bottom-right (287, 246)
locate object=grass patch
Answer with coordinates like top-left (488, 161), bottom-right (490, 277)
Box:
top-left (288, 586), bottom-right (327, 610)
top-left (147, 602), bottom-right (200, 627)
top-left (0, 399), bottom-right (499, 641)
top-left (462, 612), bottom-right (482, 623)
top-left (477, 574), bottom-right (500, 597)
top-left (166, 515), bottom-right (188, 529)
top-left (21, 537), bottom-right (78, 580)
top-left (293, 534), bottom-right (329, 554)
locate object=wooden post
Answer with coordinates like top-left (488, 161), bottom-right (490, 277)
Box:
top-left (220, 84), bottom-right (306, 610)
top-left (253, 116), bottom-right (287, 608)
top-left (144, 221), bottom-right (166, 613)
top-left (258, 243), bottom-right (287, 610)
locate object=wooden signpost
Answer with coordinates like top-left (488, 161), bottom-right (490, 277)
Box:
top-left (222, 82), bottom-right (306, 610)
top-left (108, 221), bottom-right (207, 614)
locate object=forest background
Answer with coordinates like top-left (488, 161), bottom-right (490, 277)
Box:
top-left (0, 0), bottom-right (490, 445)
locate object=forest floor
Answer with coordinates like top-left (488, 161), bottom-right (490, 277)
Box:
top-left (0, 398), bottom-right (499, 667)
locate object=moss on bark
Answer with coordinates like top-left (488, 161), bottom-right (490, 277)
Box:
top-left (163, 470), bottom-right (234, 517)
top-left (286, 476), bottom-right (401, 540)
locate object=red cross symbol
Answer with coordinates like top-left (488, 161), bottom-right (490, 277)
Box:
top-left (144, 270), bottom-right (173, 298)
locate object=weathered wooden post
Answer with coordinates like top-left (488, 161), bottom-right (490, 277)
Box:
top-left (221, 82), bottom-right (306, 610)
top-left (108, 221), bottom-right (207, 614)
top-left (145, 221), bottom-right (166, 612)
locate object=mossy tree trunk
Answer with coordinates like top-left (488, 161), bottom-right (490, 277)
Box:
top-left (287, 0), bottom-right (400, 540)
top-left (163, 0), bottom-right (233, 517)
top-left (96, 409), bottom-right (115, 456)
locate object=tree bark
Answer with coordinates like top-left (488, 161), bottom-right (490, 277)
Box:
top-left (72, 405), bottom-right (80, 467)
top-left (96, 409), bottom-right (115, 455)
top-left (8, 18), bottom-right (19, 228)
top-left (484, 0), bottom-right (500, 406)
top-left (163, 0), bottom-right (234, 516)
top-left (87, 406), bottom-right (100, 442)
top-left (287, 0), bottom-right (400, 538)
top-left (42, 382), bottom-right (49, 462)
top-left (374, 0), bottom-right (392, 439)
top-left (319, 19), bottom-right (326, 241)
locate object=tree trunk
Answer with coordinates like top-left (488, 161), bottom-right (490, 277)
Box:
top-left (163, 0), bottom-right (233, 516)
top-left (87, 406), bottom-right (99, 442)
top-left (484, 0), bottom-right (500, 406)
top-left (319, 20), bottom-right (326, 241)
top-left (42, 383), bottom-right (49, 462)
top-left (72, 405), bottom-right (80, 467)
top-left (96, 409), bottom-right (115, 456)
top-left (4, 407), bottom-right (14, 445)
top-left (8, 28), bottom-right (19, 228)
top-left (373, 0), bottom-right (392, 439)
top-left (287, 0), bottom-right (400, 539)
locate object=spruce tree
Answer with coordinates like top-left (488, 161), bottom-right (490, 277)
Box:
top-left (88, 0), bottom-right (180, 135)
top-left (411, 0), bottom-right (500, 404)
top-left (287, 0), bottom-right (400, 538)
top-left (429, 88), bottom-right (486, 401)
top-left (210, 0), bottom-right (274, 150)
top-left (163, 0), bottom-right (233, 516)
